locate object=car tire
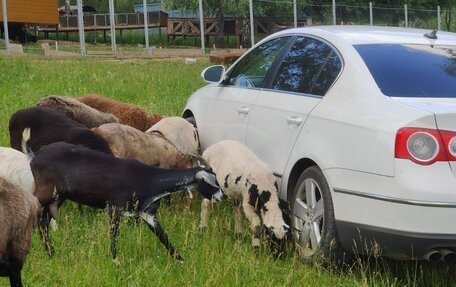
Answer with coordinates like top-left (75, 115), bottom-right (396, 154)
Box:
top-left (291, 166), bottom-right (351, 266)
top-left (184, 116), bottom-right (196, 128)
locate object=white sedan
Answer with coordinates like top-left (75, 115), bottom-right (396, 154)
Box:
top-left (183, 26), bottom-right (456, 263)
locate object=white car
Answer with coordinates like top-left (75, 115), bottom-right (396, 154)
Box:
top-left (183, 26), bottom-right (456, 263)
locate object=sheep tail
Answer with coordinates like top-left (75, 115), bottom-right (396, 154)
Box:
top-left (21, 127), bottom-right (35, 159)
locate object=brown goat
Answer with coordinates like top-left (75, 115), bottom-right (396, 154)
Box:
top-left (77, 94), bottom-right (163, 131)
top-left (0, 177), bottom-right (40, 287)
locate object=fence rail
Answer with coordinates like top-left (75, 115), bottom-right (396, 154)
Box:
top-left (38, 11), bottom-right (167, 32)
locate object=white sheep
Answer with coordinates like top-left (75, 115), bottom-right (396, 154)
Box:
top-left (146, 116), bottom-right (199, 155)
top-left (0, 147), bottom-right (34, 194)
top-left (0, 177), bottom-right (40, 287)
top-left (200, 140), bottom-right (288, 249)
top-left (0, 147), bottom-right (58, 231)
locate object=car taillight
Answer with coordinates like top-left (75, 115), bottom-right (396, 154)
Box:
top-left (395, 128), bottom-right (456, 165)
top-left (438, 130), bottom-right (456, 161)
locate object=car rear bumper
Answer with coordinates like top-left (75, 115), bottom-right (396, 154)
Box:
top-left (325, 161), bottom-right (456, 260)
top-left (336, 220), bottom-right (456, 261)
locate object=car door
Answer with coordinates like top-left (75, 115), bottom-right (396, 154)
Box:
top-left (246, 36), bottom-right (343, 178)
top-left (201, 37), bottom-right (292, 148)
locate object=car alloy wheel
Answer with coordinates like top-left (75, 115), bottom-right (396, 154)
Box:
top-left (292, 175), bottom-right (324, 257)
top-left (291, 166), bottom-right (350, 265)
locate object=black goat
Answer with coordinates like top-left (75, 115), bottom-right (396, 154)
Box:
top-left (30, 142), bottom-right (222, 262)
top-left (9, 106), bottom-right (112, 156)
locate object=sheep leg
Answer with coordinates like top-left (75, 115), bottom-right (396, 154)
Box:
top-left (108, 207), bottom-right (121, 260)
top-left (0, 259), bottom-right (10, 276)
top-left (39, 206), bottom-right (54, 257)
top-left (140, 212), bottom-right (183, 263)
top-left (199, 198), bottom-right (211, 229)
top-left (8, 263), bottom-right (22, 287)
top-left (233, 199), bottom-right (244, 236)
top-left (242, 200), bottom-right (262, 248)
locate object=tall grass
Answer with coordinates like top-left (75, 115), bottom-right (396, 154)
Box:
top-left (0, 55), bottom-right (454, 286)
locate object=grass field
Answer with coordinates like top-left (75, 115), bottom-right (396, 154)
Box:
top-left (0, 55), bottom-right (455, 286)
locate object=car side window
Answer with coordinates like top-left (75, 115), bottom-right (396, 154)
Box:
top-left (226, 37), bottom-right (290, 88)
top-left (271, 36), bottom-right (342, 96)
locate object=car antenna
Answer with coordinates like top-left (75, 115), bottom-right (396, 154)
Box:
top-left (423, 29), bottom-right (437, 40)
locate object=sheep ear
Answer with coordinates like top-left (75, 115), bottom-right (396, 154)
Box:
top-left (196, 171), bottom-right (219, 188)
top-left (188, 154), bottom-right (211, 168)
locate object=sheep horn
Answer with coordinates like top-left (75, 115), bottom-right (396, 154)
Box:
top-left (188, 154), bottom-right (210, 168)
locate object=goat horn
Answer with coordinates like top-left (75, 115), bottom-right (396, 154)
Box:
top-left (188, 154), bottom-right (210, 168)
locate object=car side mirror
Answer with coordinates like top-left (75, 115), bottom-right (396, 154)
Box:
top-left (201, 65), bottom-right (225, 84)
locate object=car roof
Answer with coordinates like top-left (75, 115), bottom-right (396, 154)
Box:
top-left (272, 25), bottom-right (456, 46)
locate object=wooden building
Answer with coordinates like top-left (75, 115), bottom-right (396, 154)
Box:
top-left (0, 0), bottom-right (58, 25)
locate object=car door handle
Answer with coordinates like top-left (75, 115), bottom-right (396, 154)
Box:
top-left (286, 115), bottom-right (303, 125)
top-left (237, 106), bottom-right (250, 115)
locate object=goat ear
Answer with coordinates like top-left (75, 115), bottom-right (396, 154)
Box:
top-left (196, 171), bottom-right (219, 188)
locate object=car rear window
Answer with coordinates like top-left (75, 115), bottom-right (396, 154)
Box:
top-left (355, 44), bottom-right (456, 98)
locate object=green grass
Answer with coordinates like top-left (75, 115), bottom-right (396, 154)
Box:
top-left (0, 56), bottom-right (455, 286)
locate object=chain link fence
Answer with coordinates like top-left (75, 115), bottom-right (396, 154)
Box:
top-left (1, 0), bottom-right (455, 57)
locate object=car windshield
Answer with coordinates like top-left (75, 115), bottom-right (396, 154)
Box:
top-left (355, 44), bottom-right (456, 98)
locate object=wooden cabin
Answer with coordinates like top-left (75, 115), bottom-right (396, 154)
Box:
top-left (0, 0), bottom-right (58, 25)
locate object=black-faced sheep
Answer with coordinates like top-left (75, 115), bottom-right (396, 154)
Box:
top-left (200, 140), bottom-right (288, 250)
top-left (0, 177), bottom-right (40, 287)
top-left (31, 142), bottom-right (222, 262)
top-left (77, 94), bottom-right (163, 131)
top-left (36, 95), bottom-right (119, 128)
top-left (92, 123), bottom-right (193, 169)
top-left (9, 106), bottom-right (112, 156)
top-left (146, 116), bottom-right (199, 155)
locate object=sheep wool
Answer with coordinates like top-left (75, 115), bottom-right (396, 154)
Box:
top-left (77, 94), bottom-right (153, 132)
top-left (0, 147), bottom-right (35, 194)
top-left (147, 116), bottom-right (199, 155)
top-left (37, 95), bottom-right (119, 128)
top-left (92, 123), bottom-right (192, 169)
top-left (201, 140), bottom-right (288, 247)
top-left (0, 177), bottom-right (40, 286)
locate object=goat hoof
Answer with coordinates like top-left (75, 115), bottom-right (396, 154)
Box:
top-left (45, 246), bottom-right (55, 257)
top-left (174, 255), bottom-right (184, 264)
top-left (49, 218), bottom-right (58, 231)
top-left (112, 258), bottom-right (120, 265)
top-left (198, 225), bottom-right (207, 232)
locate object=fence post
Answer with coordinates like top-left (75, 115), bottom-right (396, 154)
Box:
top-left (369, 2), bottom-right (373, 26)
top-left (404, 4), bottom-right (408, 27)
top-left (437, 6), bottom-right (441, 30)
top-left (2, 0), bottom-right (10, 54)
top-left (332, 0), bottom-right (336, 25)
top-left (108, 0), bottom-right (117, 57)
top-left (249, 0), bottom-right (254, 46)
top-left (198, 0), bottom-right (205, 54)
top-left (143, 0), bottom-right (150, 56)
top-left (76, 0), bottom-right (86, 56)
top-left (293, 0), bottom-right (297, 28)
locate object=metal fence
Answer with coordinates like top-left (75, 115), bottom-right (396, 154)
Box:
top-left (1, 0), bottom-right (455, 57)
